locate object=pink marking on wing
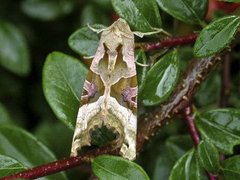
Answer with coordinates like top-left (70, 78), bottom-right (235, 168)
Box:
top-left (122, 86), bottom-right (138, 108)
top-left (84, 80), bottom-right (97, 98)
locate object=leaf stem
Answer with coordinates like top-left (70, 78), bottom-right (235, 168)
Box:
top-left (183, 105), bottom-right (200, 145)
top-left (183, 105), bottom-right (218, 180)
top-left (199, 20), bottom-right (207, 28)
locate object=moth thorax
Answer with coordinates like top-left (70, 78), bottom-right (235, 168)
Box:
top-left (107, 50), bottom-right (117, 71)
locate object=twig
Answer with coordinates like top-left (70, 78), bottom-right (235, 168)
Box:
top-left (0, 147), bottom-right (119, 180)
top-left (183, 105), bottom-right (217, 180)
top-left (1, 55), bottom-right (221, 180)
top-left (183, 105), bottom-right (200, 146)
top-left (136, 33), bottom-right (198, 51)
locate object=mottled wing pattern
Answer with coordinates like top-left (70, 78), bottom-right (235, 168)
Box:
top-left (71, 19), bottom-right (137, 160)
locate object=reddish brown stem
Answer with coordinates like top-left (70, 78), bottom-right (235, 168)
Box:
top-left (183, 106), bottom-right (200, 146)
top-left (141, 33), bottom-right (198, 51)
top-left (183, 105), bottom-right (218, 180)
top-left (0, 147), bottom-right (119, 180)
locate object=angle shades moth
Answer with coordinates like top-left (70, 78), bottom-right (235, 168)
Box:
top-left (71, 19), bottom-right (138, 160)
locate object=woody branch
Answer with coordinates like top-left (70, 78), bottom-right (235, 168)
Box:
top-left (1, 34), bottom-right (222, 180)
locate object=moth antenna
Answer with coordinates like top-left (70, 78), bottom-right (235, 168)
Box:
top-left (135, 61), bottom-right (150, 67)
top-left (87, 24), bottom-right (105, 34)
top-left (152, 27), bottom-right (172, 37)
top-left (83, 55), bottom-right (95, 59)
top-left (133, 28), bottom-right (171, 38)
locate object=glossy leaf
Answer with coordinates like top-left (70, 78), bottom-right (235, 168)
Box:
top-left (156, 0), bottom-right (208, 24)
top-left (0, 125), bottom-right (67, 179)
top-left (68, 25), bottom-right (105, 57)
top-left (194, 15), bottom-right (240, 57)
top-left (169, 149), bottom-right (202, 180)
top-left (112, 0), bottom-right (161, 32)
top-left (197, 140), bottom-right (220, 174)
top-left (196, 109), bottom-right (240, 154)
top-left (0, 155), bottom-right (25, 177)
top-left (153, 135), bottom-right (192, 180)
top-left (43, 52), bottom-right (87, 129)
top-left (136, 49), bottom-right (148, 93)
top-left (141, 50), bottom-right (179, 106)
top-left (92, 155), bottom-right (150, 180)
top-left (0, 21), bottom-right (30, 76)
top-left (223, 155), bottom-right (240, 180)
top-left (21, 0), bottom-right (75, 20)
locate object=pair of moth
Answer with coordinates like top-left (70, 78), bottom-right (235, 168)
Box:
top-left (71, 19), bottom-right (155, 160)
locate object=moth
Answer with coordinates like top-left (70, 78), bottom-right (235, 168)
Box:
top-left (71, 19), bottom-right (138, 160)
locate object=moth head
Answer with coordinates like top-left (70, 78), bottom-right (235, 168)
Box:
top-left (111, 18), bottom-right (132, 36)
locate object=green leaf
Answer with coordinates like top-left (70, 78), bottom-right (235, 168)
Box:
top-left (153, 135), bottom-right (192, 180)
top-left (196, 108), bottom-right (240, 154)
top-left (0, 154), bottom-right (25, 177)
top-left (136, 49), bottom-right (148, 93)
top-left (43, 52), bottom-right (87, 129)
top-left (169, 149), bottom-right (203, 180)
top-left (141, 50), bottom-right (179, 106)
top-left (21, 0), bottom-right (75, 21)
top-left (0, 103), bottom-right (12, 124)
top-left (156, 0), bottom-right (208, 24)
top-left (197, 140), bottom-right (220, 174)
top-left (35, 121), bottom-right (73, 158)
top-left (194, 15), bottom-right (240, 57)
top-left (223, 155), bottom-right (240, 180)
top-left (68, 25), bottom-right (105, 57)
top-left (92, 155), bottom-right (150, 180)
top-left (0, 21), bottom-right (30, 76)
top-left (111, 0), bottom-right (161, 32)
top-left (0, 125), bottom-right (67, 179)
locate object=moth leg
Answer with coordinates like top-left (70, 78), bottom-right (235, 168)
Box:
top-left (122, 86), bottom-right (137, 109)
top-left (120, 112), bottom-right (137, 160)
top-left (81, 80), bottom-right (97, 102)
top-left (133, 28), bottom-right (171, 38)
top-left (135, 61), bottom-right (149, 67)
top-left (71, 106), bottom-right (91, 156)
